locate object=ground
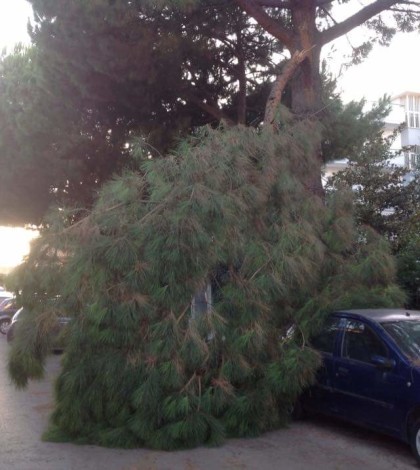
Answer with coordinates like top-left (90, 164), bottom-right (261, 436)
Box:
top-left (0, 337), bottom-right (417, 470)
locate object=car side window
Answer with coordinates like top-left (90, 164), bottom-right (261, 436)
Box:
top-left (311, 317), bottom-right (341, 354)
top-left (342, 319), bottom-right (388, 363)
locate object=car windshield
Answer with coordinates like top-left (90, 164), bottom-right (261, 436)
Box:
top-left (382, 320), bottom-right (420, 361)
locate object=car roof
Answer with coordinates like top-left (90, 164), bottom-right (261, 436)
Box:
top-left (0, 291), bottom-right (13, 297)
top-left (334, 309), bottom-right (420, 323)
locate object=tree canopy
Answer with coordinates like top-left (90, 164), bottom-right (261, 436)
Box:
top-left (0, 45), bottom-right (127, 224)
top-left (328, 135), bottom-right (420, 308)
top-left (0, 1), bottom-right (281, 224)
top-left (328, 128), bottom-right (419, 244)
top-left (1, 1), bottom-right (420, 223)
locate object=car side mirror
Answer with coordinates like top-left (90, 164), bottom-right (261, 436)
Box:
top-left (371, 355), bottom-right (396, 370)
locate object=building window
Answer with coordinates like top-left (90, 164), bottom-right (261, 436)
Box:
top-left (404, 145), bottom-right (420, 169)
top-left (407, 95), bottom-right (420, 128)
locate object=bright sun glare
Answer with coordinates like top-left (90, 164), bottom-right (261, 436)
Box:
top-left (0, 227), bottom-right (38, 272)
top-left (0, 1), bottom-right (31, 51)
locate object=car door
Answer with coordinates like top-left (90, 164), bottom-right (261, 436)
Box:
top-left (334, 318), bottom-right (409, 435)
top-left (307, 316), bottom-right (344, 414)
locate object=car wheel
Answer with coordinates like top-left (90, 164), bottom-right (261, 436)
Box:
top-left (0, 318), bottom-right (11, 335)
top-left (410, 420), bottom-right (420, 465)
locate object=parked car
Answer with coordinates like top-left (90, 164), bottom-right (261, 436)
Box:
top-left (0, 297), bottom-right (19, 335)
top-left (302, 309), bottom-right (420, 465)
top-left (0, 297), bottom-right (19, 315)
top-left (0, 298), bottom-right (18, 335)
top-left (0, 291), bottom-right (13, 304)
top-left (0, 315), bottom-right (11, 334)
top-left (6, 307), bottom-right (71, 351)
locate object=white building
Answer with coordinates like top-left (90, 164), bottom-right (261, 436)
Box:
top-left (386, 91), bottom-right (420, 170)
top-left (325, 91), bottom-right (420, 179)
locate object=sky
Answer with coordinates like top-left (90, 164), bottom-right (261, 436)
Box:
top-left (323, 2), bottom-right (420, 103)
top-left (0, 227), bottom-right (36, 273)
top-left (0, 1), bottom-right (419, 269)
top-left (326, 30), bottom-right (420, 104)
top-left (0, 0), bottom-right (32, 52)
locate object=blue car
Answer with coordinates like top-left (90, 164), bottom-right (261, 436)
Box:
top-left (303, 309), bottom-right (420, 465)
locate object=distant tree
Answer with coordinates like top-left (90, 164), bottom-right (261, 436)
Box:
top-left (0, 2), bottom-right (283, 224)
top-left (0, 47), bottom-right (54, 224)
top-left (0, 46), bottom-right (128, 224)
top-left (397, 234), bottom-right (420, 309)
top-left (2, 1), bottom-right (419, 223)
top-left (396, 165), bottom-right (420, 308)
top-left (4, 0), bottom-right (418, 222)
top-left (327, 131), bottom-right (419, 248)
top-left (0, 54), bottom-right (392, 225)
top-left (327, 131), bottom-right (420, 308)
top-left (321, 92), bottom-right (391, 164)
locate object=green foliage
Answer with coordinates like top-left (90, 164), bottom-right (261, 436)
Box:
top-left (0, 43), bottom-right (131, 224)
top-left (396, 213), bottom-right (420, 309)
top-left (0, 0), bottom-right (286, 224)
top-left (326, 127), bottom-right (420, 308)
top-left (0, 47), bottom-right (54, 223)
top-left (8, 119), bottom-right (403, 448)
top-left (7, 313), bottom-right (51, 389)
top-left (397, 242), bottom-right (420, 308)
top-left (327, 131), bottom-right (419, 246)
top-left (2, 2), bottom-right (415, 224)
top-left (322, 93), bottom-right (391, 163)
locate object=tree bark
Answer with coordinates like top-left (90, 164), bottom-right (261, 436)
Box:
top-left (288, 1), bottom-right (325, 197)
top-left (233, 0), bottom-right (407, 197)
top-left (264, 48), bottom-right (312, 126)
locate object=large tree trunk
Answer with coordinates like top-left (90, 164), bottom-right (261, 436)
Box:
top-left (289, 1), bottom-right (321, 113)
top-left (289, 1), bottom-right (324, 197)
top-left (235, 0), bottom-right (405, 197)
top-left (289, 47), bottom-right (325, 197)
top-left (289, 48), bottom-right (322, 118)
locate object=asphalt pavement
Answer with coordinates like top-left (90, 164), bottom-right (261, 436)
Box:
top-left (0, 336), bottom-right (417, 470)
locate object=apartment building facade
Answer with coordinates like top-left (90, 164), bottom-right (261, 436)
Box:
top-left (385, 91), bottom-right (420, 170)
top-left (324, 91), bottom-right (420, 181)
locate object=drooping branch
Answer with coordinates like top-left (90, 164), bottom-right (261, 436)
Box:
top-left (264, 48), bottom-right (313, 127)
top-left (234, 0), bottom-right (294, 49)
top-left (319, 0), bottom-right (400, 46)
top-left (186, 93), bottom-right (236, 126)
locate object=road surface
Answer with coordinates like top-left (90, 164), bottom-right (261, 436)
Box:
top-left (0, 336), bottom-right (417, 469)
